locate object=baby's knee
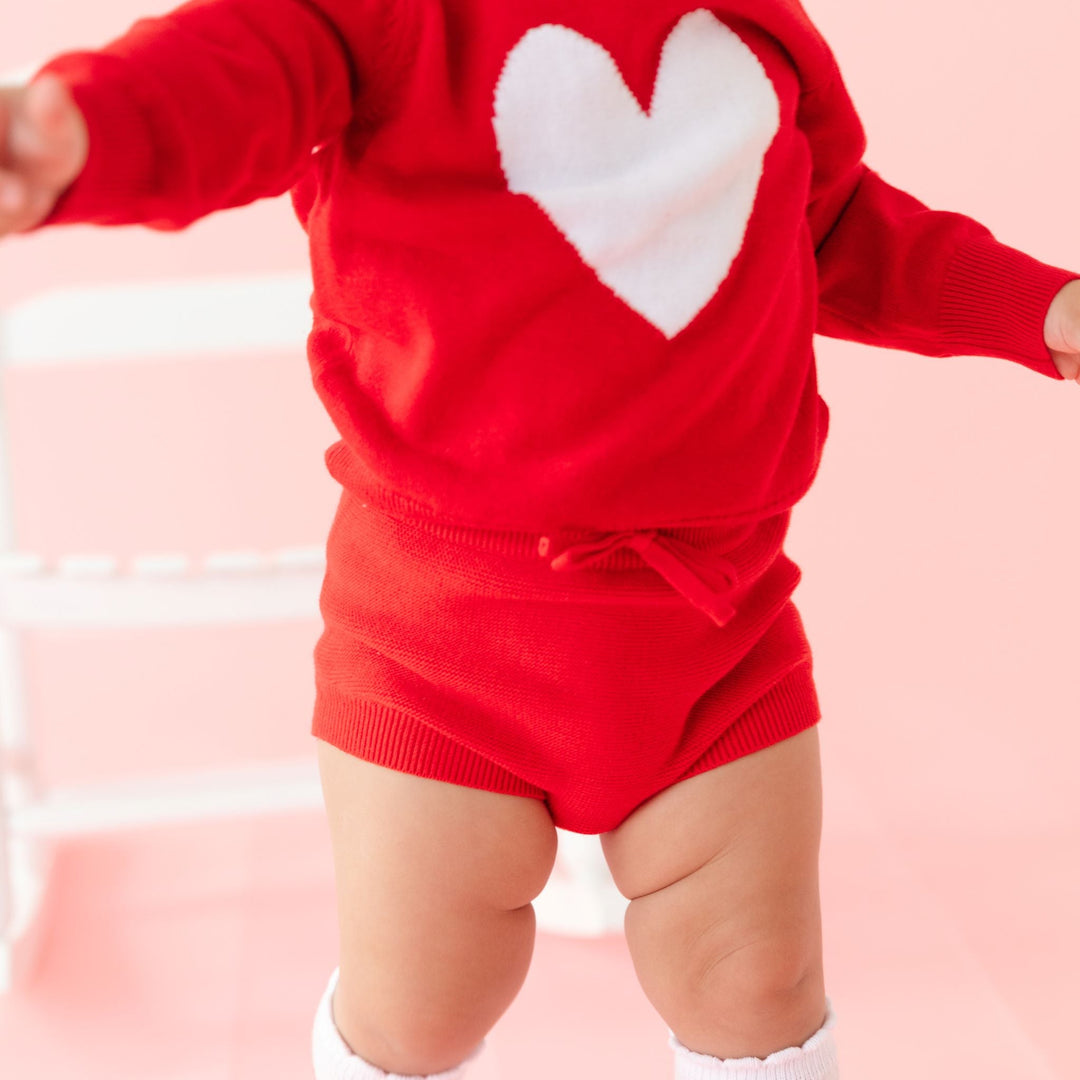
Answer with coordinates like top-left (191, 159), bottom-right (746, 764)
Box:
top-left (655, 929), bottom-right (826, 1062)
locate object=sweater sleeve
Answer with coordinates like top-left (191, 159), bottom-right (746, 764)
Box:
top-left (799, 69), bottom-right (1080, 381)
top-left (24, 0), bottom-right (398, 232)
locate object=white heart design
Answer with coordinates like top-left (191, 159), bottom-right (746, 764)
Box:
top-left (493, 9), bottom-right (781, 339)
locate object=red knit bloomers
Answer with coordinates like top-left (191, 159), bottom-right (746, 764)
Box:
top-left (311, 487), bottom-right (821, 835)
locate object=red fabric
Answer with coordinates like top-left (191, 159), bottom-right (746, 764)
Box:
top-left (27, 0), bottom-right (1080, 535)
top-left (312, 488), bottom-right (820, 834)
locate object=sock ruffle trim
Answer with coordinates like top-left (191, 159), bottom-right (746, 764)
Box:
top-left (668, 997), bottom-right (839, 1080)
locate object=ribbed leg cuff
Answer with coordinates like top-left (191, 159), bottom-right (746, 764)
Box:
top-left (669, 998), bottom-right (839, 1080)
top-left (312, 966), bottom-right (486, 1080)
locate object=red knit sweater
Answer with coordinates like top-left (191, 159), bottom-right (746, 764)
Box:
top-left (29, 0), bottom-right (1080, 532)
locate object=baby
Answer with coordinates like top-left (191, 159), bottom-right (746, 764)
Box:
top-left (3, 3), bottom-right (1080, 1080)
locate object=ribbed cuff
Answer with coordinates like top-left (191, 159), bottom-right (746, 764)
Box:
top-left (669, 998), bottom-right (839, 1080)
top-left (939, 234), bottom-right (1080, 380)
top-left (311, 684), bottom-right (545, 799)
top-left (26, 51), bottom-right (155, 229)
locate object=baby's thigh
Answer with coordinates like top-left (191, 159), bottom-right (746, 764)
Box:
top-left (315, 739), bottom-right (559, 1075)
top-left (600, 726), bottom-right (825, 1060)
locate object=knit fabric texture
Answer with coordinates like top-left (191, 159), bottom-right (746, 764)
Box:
top-left (27, 0), bottom-right (1080, 534)
top-left (312, 491), bottom-right (821, 834)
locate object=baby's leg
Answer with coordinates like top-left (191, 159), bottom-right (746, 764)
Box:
top-left (601, 726), bottom-right (834, 1071)
top-left (315, 738), bottom-right (559, 1077)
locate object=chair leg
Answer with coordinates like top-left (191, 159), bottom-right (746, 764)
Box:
top-left (0, 615), bottom-right (57, 994)
top-left (0, 801), bottom-right (57, 995)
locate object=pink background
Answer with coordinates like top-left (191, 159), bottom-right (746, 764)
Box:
top-left (2, 0), bottom-right (1080, 1077)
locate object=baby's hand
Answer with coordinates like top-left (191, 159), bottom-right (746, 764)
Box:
top-left (0, 74), bottom-right (88, 238)
top-left (1045, 279), bottom-right (1080, 383)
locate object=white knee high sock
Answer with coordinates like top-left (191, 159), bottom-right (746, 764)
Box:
top-left (312, 967), bottom-right (486, 1080)
top-left (669, 998), bottom-right (839, 1080)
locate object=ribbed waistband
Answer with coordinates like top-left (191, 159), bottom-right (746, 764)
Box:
top-left (343, 485), bottom-right (791, 631)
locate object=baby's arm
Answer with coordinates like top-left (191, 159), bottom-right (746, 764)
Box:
top-left (1, 0), bottom-right (376, 236)
top-left (800, 65), bottom-right (1080, 381)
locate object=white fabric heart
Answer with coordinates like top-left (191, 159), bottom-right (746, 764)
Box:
top-left (493, 9), bottom-right (781, 339)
